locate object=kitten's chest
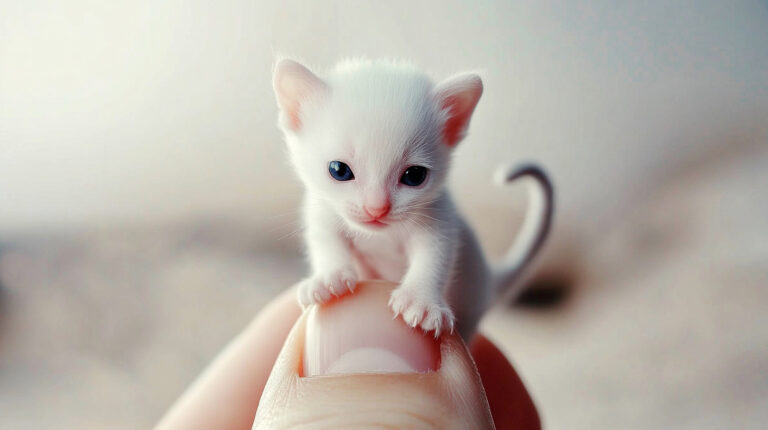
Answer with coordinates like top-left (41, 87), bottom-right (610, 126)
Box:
top-left (348, 233), bottom-right (408, 282)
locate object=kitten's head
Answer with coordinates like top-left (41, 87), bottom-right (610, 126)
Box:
top-left (273, 59), bottom-right (482, 233)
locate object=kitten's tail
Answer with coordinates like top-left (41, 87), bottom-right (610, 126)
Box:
top-left (490, 163), bottom-right (554, 299)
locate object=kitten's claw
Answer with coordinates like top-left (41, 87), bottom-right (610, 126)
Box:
top-left (297, 268), bottom-right (358, 307)
top-left (389, 288), bottom-right (455, 338)
top-left (410, 314), bottom-right (420, 327)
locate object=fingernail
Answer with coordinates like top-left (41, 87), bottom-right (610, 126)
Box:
top-left (303, 281), bottom-right (440, 376)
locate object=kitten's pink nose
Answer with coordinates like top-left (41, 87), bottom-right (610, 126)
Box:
top-left (363, 202), bottom-right (391, 219)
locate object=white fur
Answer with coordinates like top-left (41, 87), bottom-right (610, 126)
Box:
top-left (273, 59), bottom-right (553, 340)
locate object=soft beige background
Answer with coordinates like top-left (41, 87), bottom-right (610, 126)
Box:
top-left (2, 0), bottom-right (766, 233)
top-left (1, 1), bottom-right (767, 429)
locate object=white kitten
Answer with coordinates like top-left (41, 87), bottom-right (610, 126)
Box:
top-left (273, 58), bottom-right (553, 340)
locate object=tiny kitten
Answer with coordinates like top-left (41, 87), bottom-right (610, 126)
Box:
top-left (272, 59), bottom-right (553, 340)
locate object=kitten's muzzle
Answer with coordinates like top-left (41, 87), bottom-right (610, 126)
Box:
top-left (363, 203), bottom-right (391, 220)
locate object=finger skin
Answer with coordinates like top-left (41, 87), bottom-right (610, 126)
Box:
top-left (253, 304), bottom-right (495, 429)
top-left (157, 282), bottom-right (539, 430)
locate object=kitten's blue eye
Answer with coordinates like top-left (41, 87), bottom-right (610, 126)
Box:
top-left (400, 166), bottom-right (428, 187)
top-left (329, 161), bottom-right (355, 181)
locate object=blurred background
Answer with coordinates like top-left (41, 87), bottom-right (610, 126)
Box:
top-left (1, 0), bottom-right (766, 428)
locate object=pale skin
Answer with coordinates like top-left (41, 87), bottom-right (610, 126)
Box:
top-left (156, 281), bottom-right (540, 429)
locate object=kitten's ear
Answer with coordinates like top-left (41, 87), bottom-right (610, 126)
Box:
top-left (273, 59), bottom-right (327, 132)
top-left (433, 73), bottom-right (483, 147)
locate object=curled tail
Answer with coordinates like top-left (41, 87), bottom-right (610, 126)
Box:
top-left (491, 163), bottom-right (555, 298)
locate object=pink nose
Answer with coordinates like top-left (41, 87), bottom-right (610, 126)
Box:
top-left (363, 203), bottom-right (391, 219)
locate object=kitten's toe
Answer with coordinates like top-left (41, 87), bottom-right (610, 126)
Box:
top-left (297, 277), bottom-right (332, 306)
top-left (296, 278), bottom-right (315, 307)
top-left (388, 288), bottom-right (415, 317)
top-left (421, 304), bottom-right (455, 338)
top-left (389, 289), bottom-right (454, 337)
top-left (297, 268), bottom-right (357, 307)
top-left (402, 305), bottom-right (427, 328)
top-left (324, 268), bottom-right (357, 296)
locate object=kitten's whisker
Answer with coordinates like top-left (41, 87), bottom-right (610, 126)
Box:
top-left (400, 210), bottom-right (444, 226)
top-left (412, 212), bottom-right (441, 223)
top-left (410, 216), bottom-right (448, 240)
top-left (275, 225), bottom-right (306, 241)
top-left (266, 219), bottom-right (300, 234)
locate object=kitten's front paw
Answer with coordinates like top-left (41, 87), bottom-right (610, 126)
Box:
top-left (389, 288), bottom-right (455, 338)
top-left (297, 268), bottom-right (357, 308)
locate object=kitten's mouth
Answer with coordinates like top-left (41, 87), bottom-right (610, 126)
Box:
top-left (363, 219), bottom-right (388, 227)
top-left (350, 217), bottom-right (390, 229)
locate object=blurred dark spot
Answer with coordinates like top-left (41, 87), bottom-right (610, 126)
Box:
top-left (513, 276), bottom-right (571, 309)
top-left (0, 248), bottom-right (6, 351)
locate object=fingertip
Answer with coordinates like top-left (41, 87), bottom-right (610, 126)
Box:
top-left (303, 281), bottom-right (440, 376)
top-left (255, 282), bottom-right (504, 429)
